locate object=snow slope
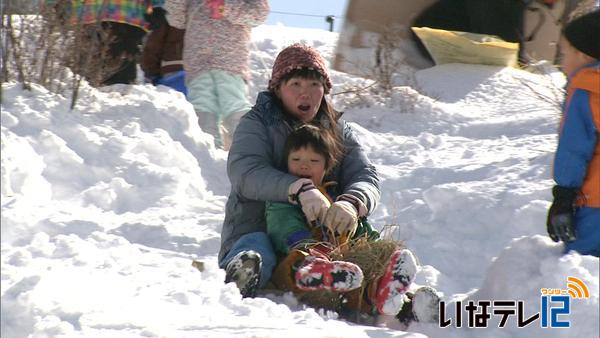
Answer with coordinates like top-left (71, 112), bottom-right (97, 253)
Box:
top-left (1, 25), bottom-right (598, 338)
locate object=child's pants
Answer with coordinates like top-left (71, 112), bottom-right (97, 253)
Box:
top-left (565, 207), bottom-right (600, 257)
top-left (187, 70), bottom-right (252, 148)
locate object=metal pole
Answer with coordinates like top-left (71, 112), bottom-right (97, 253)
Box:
top-left (325, 15), bottom-right (335, 32)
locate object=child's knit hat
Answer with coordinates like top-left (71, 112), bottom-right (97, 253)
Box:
top-left (268, 43), bottom-right (333, 94)
top-left (563, 9), bottom-right (600, 60)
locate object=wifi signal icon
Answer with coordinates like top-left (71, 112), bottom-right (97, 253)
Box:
top-left (566, 276), bottom-right (590, 299)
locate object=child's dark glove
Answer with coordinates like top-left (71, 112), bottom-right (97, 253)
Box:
top-left (144, 75), bottom-right (161, 85)
top-left (144, 7), bottom-right (167, 30)
top-left (546, 185), bottom-right (578, 242)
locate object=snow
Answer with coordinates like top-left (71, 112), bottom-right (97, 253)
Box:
top-left (1, 24), bottom-right (598, 338)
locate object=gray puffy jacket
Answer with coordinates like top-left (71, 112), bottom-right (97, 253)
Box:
top-left (219, 91), bottom-right (380, 261)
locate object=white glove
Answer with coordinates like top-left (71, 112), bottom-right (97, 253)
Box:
top-left (288, 178), bottom-right (331, 222)
top-left (323, 200), bottom-right (358, 237)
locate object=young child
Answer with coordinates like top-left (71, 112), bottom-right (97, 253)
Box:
top-left (141, 3), bottom-right (187, 95)
top-left (547, 9), bottom-right (600, 257)
top-left (267, 123), bottom-right (419, 317)
top-left (164, 0), bottom-right (269, 149)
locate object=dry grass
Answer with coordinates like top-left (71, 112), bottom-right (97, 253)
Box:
top-left (334, 238), bottom-right (402, 288)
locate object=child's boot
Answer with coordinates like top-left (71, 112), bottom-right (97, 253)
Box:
top-left (411, 286), bottom-right (441, 323)
top-left (295, 256), bottom-right (364, 292)
top-left (375, 249), bottom-right (418, 315)
top-left (396, 286), bottom-right (441, 325)
top-left (225, 250), bottom-right (262, 298)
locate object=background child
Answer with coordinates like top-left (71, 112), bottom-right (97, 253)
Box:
top-left (164, 0), bottom-right (269, 149)
top-left (267, 124), bottom-right (419, 317)
top-left (141, 3), bottom-right (187, 95)
top-left (547, 9), bottom-right (600, 257)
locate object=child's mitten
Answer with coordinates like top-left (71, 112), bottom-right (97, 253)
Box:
top-left (288, 178), bottom-right (331, 223)
top-left (546, 185), bottom-right (578, 242)
top-left (324, 200), bottom-right (358, 237)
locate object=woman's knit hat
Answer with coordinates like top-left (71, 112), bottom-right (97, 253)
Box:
top-left (268, 43), bottom-right (333, 93)
top-left (563, 9), bottom-right (600, 60)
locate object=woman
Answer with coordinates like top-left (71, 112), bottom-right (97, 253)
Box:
top-left (219, 43), bottom-right (380, 298)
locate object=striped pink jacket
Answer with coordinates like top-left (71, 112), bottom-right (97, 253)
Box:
top-left (165, 0), bottom-right (269, 80)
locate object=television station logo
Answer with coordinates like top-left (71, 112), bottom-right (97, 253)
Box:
top-left (439, 276), bottom-right (590, 329)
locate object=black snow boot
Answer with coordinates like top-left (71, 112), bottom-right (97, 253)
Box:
top-left (225, 250), bottom-right (262, 298)
top-left (396, 286), bottom-right (441, 325)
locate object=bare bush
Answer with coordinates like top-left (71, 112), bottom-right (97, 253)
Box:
top-left (329, 24), bottom-right (424, 111)
top-left (372, 26), bottom-right (407, 92)
top-left (1, 1), bottom-right (121, 108)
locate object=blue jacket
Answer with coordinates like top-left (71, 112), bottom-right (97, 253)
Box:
top-left (553, 61), bottom-right (600, 207)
